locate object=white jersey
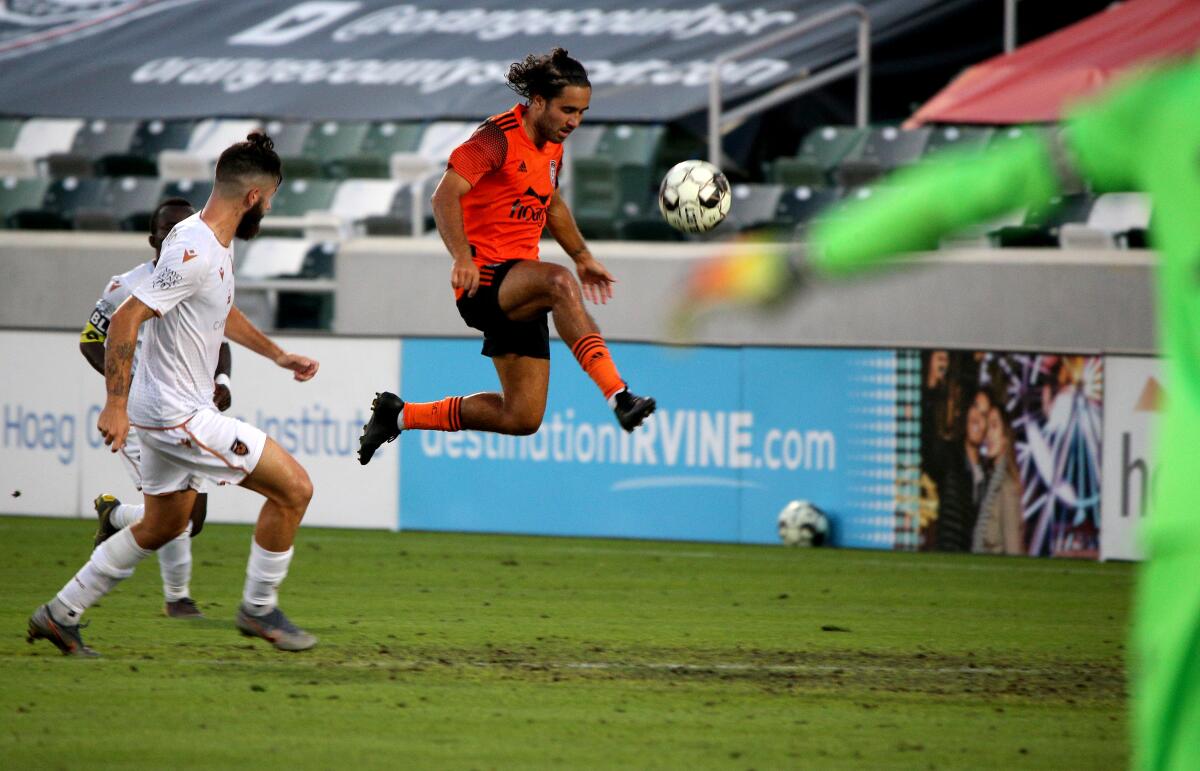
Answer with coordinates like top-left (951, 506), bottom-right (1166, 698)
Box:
top-left (87, 260), bottom-right (155, 374)
top-left (129, 213), bottom-right (234, 428)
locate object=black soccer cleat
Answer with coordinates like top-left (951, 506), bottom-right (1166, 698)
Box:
top-left (164, 597), bottom-right (204, 619)
top-left (358, 391), bottom-right (404, 465)
top-left (26, 605), bottom-right (99, 658)
top-left (613, 389), bottom-right (656, 432)
top-left (93, 494), bottom-right (121, 547)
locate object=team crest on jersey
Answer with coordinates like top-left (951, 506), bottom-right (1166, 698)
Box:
top-left (549, 160), bottom-right (558, 187)
top-left (230, 439), bottom-right (249, 457)
top-left (182, 249), bottom-right (198, 262)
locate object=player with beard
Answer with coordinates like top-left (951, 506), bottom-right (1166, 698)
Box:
top-left (28, 132), bottom-right (322, 655)
top-left (80, 197), bottom-right (232, 619)
top-left (358, 48), bottom-right (655, 465)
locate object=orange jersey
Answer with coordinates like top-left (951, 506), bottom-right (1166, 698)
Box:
top-left (447, 104), bottom-right (563, 272)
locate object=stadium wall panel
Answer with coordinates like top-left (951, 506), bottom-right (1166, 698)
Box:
top-left (0, 232), bottom-right (1159, 354)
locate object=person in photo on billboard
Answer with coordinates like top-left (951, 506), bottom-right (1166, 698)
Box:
top-left (78, 197), bottom-right (231, 620)
top-left (28, 132), bottom-right (323, 655)
top-left (972, 405), bottom-right (1024, 555)
top-left (357, 48), bottom-right (656, 466)
top-left (682, 57), bottom-right (1200, 769)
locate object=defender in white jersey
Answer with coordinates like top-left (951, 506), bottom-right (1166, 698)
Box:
top-left (79, 197), bottom-right (232, 619)
top-left (29, 132), bottom-right (320, 656)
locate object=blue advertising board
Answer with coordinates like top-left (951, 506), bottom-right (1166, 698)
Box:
top-left (399, 339), bottom-right (915, 546)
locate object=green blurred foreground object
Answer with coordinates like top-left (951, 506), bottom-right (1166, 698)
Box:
top-left (1, 516), bottom-right (1128, 769)
top-left (776, 58), bottom-right (1200, 771)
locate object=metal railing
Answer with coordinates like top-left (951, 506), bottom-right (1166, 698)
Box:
top-left (708, 3), bottom-right (871, 165)
top-left (1004, 0), bottom-right (1020, 53)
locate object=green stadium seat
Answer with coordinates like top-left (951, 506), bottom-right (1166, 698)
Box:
top-left (767, 126), bottom-right (865, 187)
top-left (97, 119), bottom-right (195, 176)
top-left (324, 122), bottom-right (424, 178)
top-left (775, 185), bottom-right (842, 236)
top-left (46, 119), bottom-right (139, 178)
top-left (160, 178), bottom-right (213, 209)
top-left (8, 176), bottom-right (107, 230)
top-left (289, 121), bottom-right (371, 179)
top-left (0, 118), bottom-right (23, 150)
top-left (571, 124), bottom-right (670, 239)
top-left (0, 176), bottom-right (50, 227)
top-left (711, 183), bottom-right (785, 237)
top-left (104, 176), bottom-right (167, 232)
top-left (269, 179), bottom-right (339, 217)
top-left (922, 125), bottom-right (995, 158)
top-left (834, 126), bottom-right (931, 188)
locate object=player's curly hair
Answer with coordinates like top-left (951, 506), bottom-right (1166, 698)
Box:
top-left (149, 196), bottom-right (194, 232)
top-left (506, 48), bottom-right (590, 102)
top-left (215, 130), bottom-right (282, 190)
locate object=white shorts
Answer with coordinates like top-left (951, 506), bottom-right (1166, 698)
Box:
top-left (118, 429), bottom-right (210, 494)
top-left (133, 409), bottom-right (268, 496)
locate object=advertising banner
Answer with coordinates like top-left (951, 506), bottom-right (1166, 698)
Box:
top-left (1099, 356), bottom-right (1160, 561)
top-left (0, 0), bottom-right (946, 122)
top-left (399, 339), bottom-right (913, 546)
top-left (917, 350), bottom-right (1104, 559)
top-left (0, 330), bottom-right (399, 530)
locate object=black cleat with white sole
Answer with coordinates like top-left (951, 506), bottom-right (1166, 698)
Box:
top-left (613, 389), bottom-right (656, 432)
top-left (358, 391), bottom-right (404, 466)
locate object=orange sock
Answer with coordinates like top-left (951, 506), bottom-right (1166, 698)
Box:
top-left (402, 397), bottom-right (463, 432)
top-left (571, 334), bottom-right (625, 400)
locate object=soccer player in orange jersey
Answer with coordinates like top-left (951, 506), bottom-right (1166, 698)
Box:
top-left (358, 49), bottom-right (655, 464)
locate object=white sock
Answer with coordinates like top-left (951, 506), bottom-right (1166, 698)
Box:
top-left (396, 411), bottom-right (405, 431)
top-left (51, 528), bottom-right (150, 625)
top-left (110, 503), bottom-right (144, 529)
top-left (242, 539), bottom-right (293, 616)
top-left (606, 388), bottom-right (627, 409)
top-left (158, 522), bottom-right (193, 601)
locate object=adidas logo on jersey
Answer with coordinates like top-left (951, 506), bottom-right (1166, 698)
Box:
top-left (517, 161), bottom-right (528, 173)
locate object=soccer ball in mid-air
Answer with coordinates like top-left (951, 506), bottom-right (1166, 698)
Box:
top-left (658, 160), bottom-right (732, 233)
top-left (777, 500), bottom-right (829, 547)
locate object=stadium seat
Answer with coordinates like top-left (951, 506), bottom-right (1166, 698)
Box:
top-left (263, 120), bottom-right (317, 177)
top-left (989, 192), bottom-right (1095, 247)
top-left (237, 237), bottom-right (311, 279)
top-left (0, 118), bottom-right (22, 149)
top-left (288, 121), bottom-right (371, 180)
top-left (105, 176), bottom-right (167, 232)
top-left (329, 179), bottom-right (406, 231)
top-left (571, 124), bottom-right (669, 239)
top-left (298, 241), bottom-right (337, 278)
top-left (834, 126), bottom-right (932, 188)
top-left (712, 184), bottom-right (785, 236)
top-left (389, 121), bottom-right (475, 183)
top-left (0, 118), bottom-right (84, 177)
top-left (325, 121), bottom-right (424, 178)
top-left (1058, 193), bottom-right (1152, 249)
top-left (921, 125), bottom-right (994, 158)
top-left (276, 290), bottom-right (334, 329)
top-left (361, 184), bottom-right (426, 236)
top-left (45, 119), bottom-right (139, 178)
top-left (160, 178), bottom-right (213, 208)
top-left (97, 119), bottom-right (196, 177)
top-left (158, 119), bottom-right (263, 180)
top-left (0, 176), bottom-right (50, 227)
top-left (766, 126), bottom-right (865, 187)
top-left (775, 185), bottom-right (842, 237)
top-left (8, 176), bottom-right (107, 230)
top-left (269, 178), bottom-right (339, 218)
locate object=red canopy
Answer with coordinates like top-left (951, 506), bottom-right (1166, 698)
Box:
top-left (907, 0), bottom-right (1200, 126)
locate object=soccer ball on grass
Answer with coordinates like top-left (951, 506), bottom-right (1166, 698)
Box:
top-left (777, 500), bottom-right (829, 547)
top-left (658, 160), bottom-right (732, 233)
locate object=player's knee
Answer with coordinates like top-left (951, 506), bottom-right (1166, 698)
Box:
top-left (286, 468), bottom-right (314, 512)
top-left (546, 266), bottom-right (580, 304)
top-left (508, 409), bottom-right (543, 436)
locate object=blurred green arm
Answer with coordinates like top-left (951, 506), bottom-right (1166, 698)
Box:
top-left (808, 135), bottom-right (1062, 278)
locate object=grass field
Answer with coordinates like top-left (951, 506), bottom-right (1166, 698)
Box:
top-left (0, 515), bottom-right (1130, 769)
